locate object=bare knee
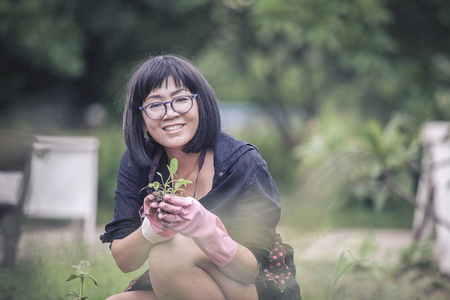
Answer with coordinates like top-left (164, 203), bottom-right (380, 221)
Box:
top-left (105, 293), bottom-right (122, 300)
top-left (148, 235), bottom-right (206, 276)
top-left (148, 237), bottom-right (190, 278)
top-left (105, 290), bottom-right (156, 300)
top-left (148, 235), bottom-right (225, 300)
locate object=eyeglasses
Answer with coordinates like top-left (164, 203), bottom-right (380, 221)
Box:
top-left (139, 94), bottom-right (197, 120)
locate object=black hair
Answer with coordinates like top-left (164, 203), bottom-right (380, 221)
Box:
top-left (123, 55), bottom-right (221, 167)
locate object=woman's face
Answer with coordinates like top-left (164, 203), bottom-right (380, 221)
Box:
top-left (141, 77), bottom-right (199, 151)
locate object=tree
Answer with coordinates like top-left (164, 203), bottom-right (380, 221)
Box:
top-left (0, 0), bottom-right (220, 129)
top-left (197, 0), bottom-right (450, 150)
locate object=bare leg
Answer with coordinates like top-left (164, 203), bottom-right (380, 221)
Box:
top-left (105, 290), bottom-right (157, 300)
top-left (148, 235), bottom-right (258, 300)
top-left (195, 258), bottom-right (258, 300)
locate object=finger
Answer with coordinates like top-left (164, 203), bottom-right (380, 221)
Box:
top-left (158, 212), bottom-right (175, 223)
top-left (144, 194), bottom-right (154, 204)
top-left (164, 194), bottom-right (193, 207)
top-left (158, 212), bottom-right (184, 224)
top-left (157, 213), bottom-right (174, 228)
top-left (149, 202), bottom-right (159, 211)
top-left (159, 202), bottom-right (183, 215)
top-left (143, 195), bottom-right (155, 215)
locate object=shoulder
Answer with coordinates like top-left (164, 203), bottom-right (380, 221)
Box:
top-left (214, 132), bottom-right (266, 169)
top-left (212, 132), bottom-right (272, 192)
top-left (118, 149), bottom-right (150, 185)
top-left (118, 148), bottom-right (138, 171)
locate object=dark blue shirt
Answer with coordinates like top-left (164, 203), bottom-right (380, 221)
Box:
top-left (100, 132), bottom-right (281, 265)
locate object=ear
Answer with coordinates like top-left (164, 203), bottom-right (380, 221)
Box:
top-left (141, 118), bottom-right (148, 133)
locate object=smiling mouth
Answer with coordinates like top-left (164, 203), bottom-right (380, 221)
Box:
top-left (164, 124), bottom-right (184, 131)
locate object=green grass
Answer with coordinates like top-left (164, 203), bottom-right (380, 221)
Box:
top-left (2, 226), bottom-right (449, 300)
top-left (295, 237), bottom-right (450, 300)
top-left (280, 189), bottom-right (415, 230)
top-left (328, 203), bottom-right (415, 229)
top-left (0, 239), bottom-right (147, 300)
top-left (297, 258), bottom-right (450, 299)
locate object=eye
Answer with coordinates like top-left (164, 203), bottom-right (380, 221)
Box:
top-left (174, 97), bottom-right (190, 104)
top-left (148, 102), bottom-right (164, 110)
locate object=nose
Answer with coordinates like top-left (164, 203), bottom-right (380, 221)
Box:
top-left (163, 102), bottom-right (179, 119)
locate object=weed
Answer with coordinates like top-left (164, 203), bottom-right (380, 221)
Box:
top-left (65, 260), bottom-right (99, 300)
top-left (325, 250), bottom-right (368, 299)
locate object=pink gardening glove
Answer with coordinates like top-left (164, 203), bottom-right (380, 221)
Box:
top-left (158, 194), bottom-right (237, 267)
top-left (141, 194), bottom-right (177, 244)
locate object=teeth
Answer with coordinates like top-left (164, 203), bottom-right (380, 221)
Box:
top-left (164, 124), bottom-right (183, 131)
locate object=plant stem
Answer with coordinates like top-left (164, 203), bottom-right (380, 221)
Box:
top-left (79, 277), bottom-right (84, 300)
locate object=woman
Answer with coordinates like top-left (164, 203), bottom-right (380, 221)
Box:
top-left (100, 55), bottom-right (301, 300)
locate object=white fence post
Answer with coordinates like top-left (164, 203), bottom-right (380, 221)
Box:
top-left (413, 122), bottom-right (450, 274)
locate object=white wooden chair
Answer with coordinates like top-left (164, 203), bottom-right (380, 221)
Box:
top-left (24, 136), bottom-right (100, 245)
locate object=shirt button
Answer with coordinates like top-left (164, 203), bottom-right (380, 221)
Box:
top-left (218, 171), bottom-right (224, 177)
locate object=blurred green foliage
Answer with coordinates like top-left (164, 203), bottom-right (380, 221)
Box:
top-left (2, 0), bottom-right (450, 128)
top-left (95, 126), bottom-right (126, 224)
top-left (2, 0), bottom-right (450, 224)
top-left (294, 111), bottom-right (421, 220)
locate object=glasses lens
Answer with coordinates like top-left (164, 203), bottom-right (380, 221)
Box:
top-left (147, 103), bottom-right (165, 119)
top-left (172, 97), bottom-right (193, 114)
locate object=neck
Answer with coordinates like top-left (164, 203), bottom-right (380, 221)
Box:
top-left (165, 150), bottom-right (201, 179)
top-left (164, 148), bottom-right (185, 161)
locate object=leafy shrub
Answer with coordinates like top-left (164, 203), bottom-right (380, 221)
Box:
top-left (295, 113), bottom-right (421, 213)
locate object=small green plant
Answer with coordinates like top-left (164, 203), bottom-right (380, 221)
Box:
top-left (332, 250), bottom-right (367, 288)
top-left (65, 260), bottom-right (99, 300)
top-left (148, 158), bottom-right (192, 200)
top-left (325, 250), bottom-right (369, 299)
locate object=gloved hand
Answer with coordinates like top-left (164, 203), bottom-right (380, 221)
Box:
top-left (141, 194), bottom-right (177, 244)
top-left (158, 194), bottom-right (237, 267)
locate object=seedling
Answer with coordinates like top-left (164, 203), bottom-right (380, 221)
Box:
top-left (65, 260), bottom-right (99, 300)
top-left (148, 158), bottom-right (192, 202)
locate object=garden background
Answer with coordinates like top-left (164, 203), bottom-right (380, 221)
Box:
top-left (1, 0), bottom-right (450, 299)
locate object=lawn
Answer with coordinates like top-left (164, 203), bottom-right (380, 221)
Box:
top-left (0, 229), bottom-right (143, 299)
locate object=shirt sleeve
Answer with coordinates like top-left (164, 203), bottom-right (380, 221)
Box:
top-left (232, 162), bottom-right (281, 266)
top-left (205, 150), bottom-right (281, 267)
top-left (99, 150), bottom-right (149, 243)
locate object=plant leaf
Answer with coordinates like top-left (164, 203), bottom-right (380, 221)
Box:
top-left (178, 179), bottom-right (192, 186)
top-left (149, 182), bottom-right (160, 190)
top-left (169, 158), bottom-right (178, 174)
top-left (87, 274), bottom-right (100, 286)
top-left (65, 274), bottom-right (78, 282)
top-left (333, 250), bottom-right (366, 287)
top-left (174, 181), bottom-right (180, 190)
top-left (67, 292), bottom-right (79, 300)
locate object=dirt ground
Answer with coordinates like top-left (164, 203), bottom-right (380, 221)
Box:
top-left (280, 226), bottom-right (413, 264)
top-left (15, 222), bottom-right (413, 265)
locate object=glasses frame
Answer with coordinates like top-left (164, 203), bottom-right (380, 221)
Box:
top-left (139, 94), bottom-right (197, 120)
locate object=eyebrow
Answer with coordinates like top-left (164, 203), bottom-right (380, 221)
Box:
top-left (145, 88), bottom-right (189, 101)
